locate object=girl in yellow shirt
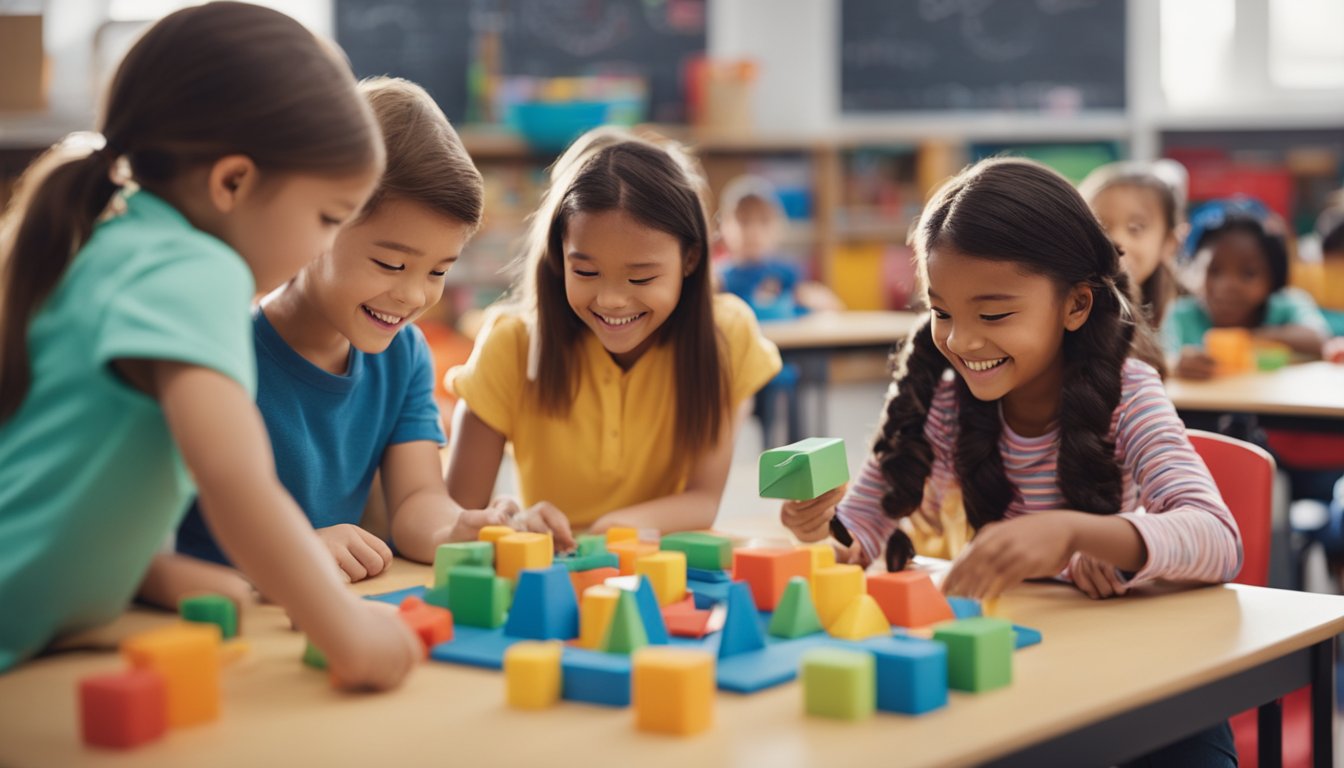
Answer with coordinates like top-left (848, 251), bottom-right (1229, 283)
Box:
top-left (446, 129), bottom-right (781, 544)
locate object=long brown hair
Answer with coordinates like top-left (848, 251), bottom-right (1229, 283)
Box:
top-left (876, 158), bottom-right (1151, 570)
top-left (513, 128), bottom-right (725, 458)
top-left (0, 2), bottom-right (383, 422)
top-left (357, 77), bottom-right (483, 228)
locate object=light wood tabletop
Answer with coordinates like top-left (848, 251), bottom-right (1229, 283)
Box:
top-left (1, 554), bottom-right (1341, 767)
top-left (758, 310), bottom-right (921, 352)
top-left (1164, 362), bottom-right (1344, 421)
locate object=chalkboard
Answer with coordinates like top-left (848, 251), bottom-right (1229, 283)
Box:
top-left (335, 0), bottom-right (707, 126)
top-left (840, 0), bottom-right (1126, 114)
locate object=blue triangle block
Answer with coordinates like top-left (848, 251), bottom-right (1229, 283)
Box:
top-left (503, 565), bottom-right (579, 640)
top-left (634, 577), bottom-right (670, 645)
top-left (718, 581), bottom-right (767, 659)
top-left (1012, 624), bottom-right (1042, 649)
top-left (947, 597), bottom-right (983, 619)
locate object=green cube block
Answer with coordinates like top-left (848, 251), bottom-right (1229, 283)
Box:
top-left (424, 583), bottom-right (452, 609)
top-left (933, 617), bottom-right (1014, 692)
top-left (433, 542), bottom-right (494, 589)
top-left (556, 551), bottom-right (620, 572)
top-left (448, 565), bottom-right (512, 628)
top-left (759, 438), bottom-right (849, 500)
top-left (801, 648), bottom-right (875, 720)
top-left (576, 534), bottom-right (608, 557)
top-left (302, 639), bottom-right (327, 670)
top-left (659, 532), bottom-right (732, 571)
top-left (179, 594), bottom-right (237, 639)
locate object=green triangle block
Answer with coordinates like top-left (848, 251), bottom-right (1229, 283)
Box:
top-left (769, 576), bottom-right (824, 639)
top-left (600, 589), bottom-right (648, 655)
top-left (576, 534), bottom-right (609, 557)
top-left (759, 438), bottom-right (850, 500)
top-left (302, 639), bottom-right (327, 670)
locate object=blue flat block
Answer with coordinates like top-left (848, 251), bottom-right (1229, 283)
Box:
top-left (691, 580), bottom-right (734, 607)
top-left (561, 647), bottom-right (632, 706)
top-left (866, 636), bottom-right (948, 715)
top-left (504, 565), bottom-right (579, 641)
top-left (715, 634), bottom-right (834, 693)
top-left (366, 585), bottom-right (427, 606)
top-left (686, 567), bottom-right (730, 583)
top-left (634, 578), bottom-right (669, 645)
top-left (429, 627), bottom-right (518, 670)
top-left (947, 597), bottom-right (982, 619)
top-left (1013, 624), bottom-right (1042, 649)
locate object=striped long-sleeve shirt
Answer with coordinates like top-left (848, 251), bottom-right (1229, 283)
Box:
top-left (836, 358), bottom-right (1243, 586)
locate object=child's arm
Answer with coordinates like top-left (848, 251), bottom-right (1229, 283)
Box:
top-left (444, 402), bottom-right (507, 510)
top-left (381, 440), bottom-right (513, 563)
top-left (1174, 346), bottom-right (1217, 379)
top-left (1253, 324), bottom-right (1327, 356)
top-left (137, 552), bottom-right (254, 612)
top-left (585, 403), bottom-right (750, 533)
top-left (152, 360), bottom-right (420, 689)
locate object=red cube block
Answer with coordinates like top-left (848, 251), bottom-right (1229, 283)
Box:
top-left (79, 668), bottom-right (167, 749)
top-left (399, 597), bottom-right (454, 654)
top-left (731, 548), bottom-right (811, 610)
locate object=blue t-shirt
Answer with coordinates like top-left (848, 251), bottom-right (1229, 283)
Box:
top-left (176, 309), bottom-right (445, 565)
top-left (720, 260), bottom-right (806, 322)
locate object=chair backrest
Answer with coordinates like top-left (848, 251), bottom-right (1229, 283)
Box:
top-left (1187, 429), bottom-right (1275, 587)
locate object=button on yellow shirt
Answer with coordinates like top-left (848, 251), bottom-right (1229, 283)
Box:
top-left (448, 293), bottom-right (781, 526)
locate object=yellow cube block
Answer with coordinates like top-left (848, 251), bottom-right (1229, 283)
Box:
top-left (607, 540), bottom-right (659, 575)
top-left (578, 586), bottom-right (621, 650)
top-left (478, 525), bottom-right (516, 546)
top-left (605, 527), bottom-right (638, 546)
top-left (121, 622), bottom-right (221, 728)
top-left (635, 551), bottom-right (687, 606)
top-left (633, 647), bottom-right (715, 736)
top-left (813, 564), bottom-right (865, 629)
top-left (496, 532), bottom-right (553, 581)
top-left (504, 641), bottom-right (563, 709)
top-left (798, 543), bottom-right (836, 588)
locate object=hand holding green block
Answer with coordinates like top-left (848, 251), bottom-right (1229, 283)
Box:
top-left (759, 438), bottom-right (849, 500)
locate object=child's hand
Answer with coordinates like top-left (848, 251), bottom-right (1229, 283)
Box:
top-left (324, 601), bottom-right (422, 691)
top-left (1175, 346), bottom-right (1217, 380)
top-left (780, 484), bottom-right (847, 542)
top-left (1069, 552), bottom-right (1129, 599)
top-left (315, 524), bottom-right (393, 582)
top-left (834, 538), bottom-right (869, 568)
top-left (1324, 337), bottom-right (1344, 364)
top-left (512, 501), bottom-right (577, 553)
top-left (942, 513), bottom-right (1076, 600)
top-left (442, 498), bottom-right (518, 543)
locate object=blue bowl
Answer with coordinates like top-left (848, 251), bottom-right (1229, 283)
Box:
top-left (511, 101), bottom-right (611, 153)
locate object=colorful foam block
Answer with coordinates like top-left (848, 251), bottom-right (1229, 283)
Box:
top-left (798, 543), bottom-right (836, 588)
top-left (478, 525), bottom-right (516, 546)
top-left (933, 617), bottom-right (1014, 692)
top-left (561, 648), bottom-right (631, 707)
top-left (302, 639), bottom-right (326, 670)
top-left (768, 577), bottom-right (824, 639)
top-left (504, 641), bottom-right (563, 709)
top-left (79, 668), bottom-right (168, 749)
top-left (869, 636), bottom-right (948, 715)
top-left (633, 577), bottom-right (670, 645)
top-left (605, 527), bottom-right (638, 546)
top-left (947, 596), bottom-right (982, 619)
top-left (497, 532), bottom-right (553, 582)
top-left (664, 608), bottom-right (713, 639)
top-left (732, 548), bottom-right (811, 610)
top-left (717, 581), bottom-right (766, 659)
top-left (556, 551), bottom-right (620, 572)
top-left (504, 565), bottom-right (579, 641)
top-left (759, 437), bottom-right (849, 500)
top-left (433, 541), bottom-right (493, 589)
top-left (659, 532), bottom-right (733, 571)
top-left (121, 623), bottom-right (221, 728)
top-left (570, 566), bottom-right (619, 603)
top-left (867, 571), bottom-right (955, 628)
top-left (635, 551), bottom-right (687, 606)
top-left (633, 647), bottom-right (715, 736)
top-left (607, 540), bottom-right (659, 576)
top-left (178, 594), bottom-right (237, 640)
top-left (423, 583), bottom-right (451, 609)
top-left (447, 565), bottom-right (512, 629)
top-left (812, 564), bottom-right (865, 629)
top-left (578, 585), bottom-right (621, 650)
top-left (399, 596), bottom-right (454, 653)
top-left (601, 589), bottom-right (649, 654)
top-left (800, 647), bottom-right (875, 720)
top-left (686, 567), bottom-right (730, 583)
top-left (576, 533), bottom-right (609, 557)
top-left (827, 594), bottom-right (890, 641)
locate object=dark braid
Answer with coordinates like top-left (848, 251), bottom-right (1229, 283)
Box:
top-left (871, 319), bottom-right (948, 571)
top-left (954, 379), bottom-right (1014, 529)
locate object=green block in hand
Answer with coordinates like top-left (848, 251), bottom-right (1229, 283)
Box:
top-left (759, 438), bottom-right (849, 500)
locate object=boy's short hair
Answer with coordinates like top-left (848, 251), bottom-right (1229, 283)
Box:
top-left (718, 175), bottom-right (785, 221)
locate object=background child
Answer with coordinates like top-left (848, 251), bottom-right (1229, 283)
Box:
top-left (138, 77), bottom-right (510, 605)
top-left (780, 158), bottom-right (1241, 764)
top-left (0, 4), bottom-right (419, 684)
top-left (445, 129), bottom-right (781, 538)
top-left (1168, 199), bottom-right (1330, 379)
top-left (716, 175), bottom-right (842, 445)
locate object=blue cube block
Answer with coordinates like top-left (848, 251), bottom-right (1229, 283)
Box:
top-left (561, 648), bottom-right (631, 707)
top-left (869, 636), bottom-right (948, 715)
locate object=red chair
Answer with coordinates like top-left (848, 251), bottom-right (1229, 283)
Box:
top-left (1188, 430), bottom-right (1313, 768)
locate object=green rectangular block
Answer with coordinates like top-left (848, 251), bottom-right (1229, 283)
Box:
top-left (801, 648), bottom-right (875, 720)
top-left (759, 438), bottom-right (849, 500)
top-left (659, 532), bottom-right (733, 571)
top-left (433, 541), bottom-right (494, 589)
top-left (556, 551), bottom-right (620, 572)
top-left (180, 594), bottom-right (237, 639)
top-left (302, 639), bottom-right (326, 670)
top-left (576, 534), bottom-right (608, 557)
top-left (448, 565), bottom-right (513, 628)
top-left (933, 617), bottom-right (1013, 693)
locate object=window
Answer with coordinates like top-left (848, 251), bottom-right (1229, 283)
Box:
top-left (1268, 0), bottom-right (1344, 89)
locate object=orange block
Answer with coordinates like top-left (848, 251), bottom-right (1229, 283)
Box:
top-left (732, 548), bottom-right (811, 610)
top-left (570, 566), bottom-right (620, 601)
top-left (497, 532), bottom-right (553, 581)
top-left (121, 623), bottom-right (221, 728)
top-left (398, 596), bottom-right (453, 654)
top-left (866, 571), bottom-right (955, 628)
top-left (663, 608), bottom-right (713, 639)
top-left (605, 527), bottom-right (638, 546)
top-left (478, 525), bottom-right (516, 545)
top-left (607, 540), bottom-right (659, 575)
top-left (633, 648), bottom-right (715, 736)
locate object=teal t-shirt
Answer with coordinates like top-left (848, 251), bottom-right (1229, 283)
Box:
top-left (1163, 288), bottom-right (1331, 354)
top-left (0, 190), bottom-right (255, 671)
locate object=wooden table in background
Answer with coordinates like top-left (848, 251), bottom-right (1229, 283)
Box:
top-left (758, 310), bottom-right (920, 353)
top-left (1165, 361), bottom-right (1344, 433)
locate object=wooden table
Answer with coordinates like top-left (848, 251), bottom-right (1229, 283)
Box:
top-left (1165, 362), bottom-right (1344, 433)
top-left (1, 558), bottom-right (1340, 767)
top-left (758, 310), bottom-right (921, 353)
